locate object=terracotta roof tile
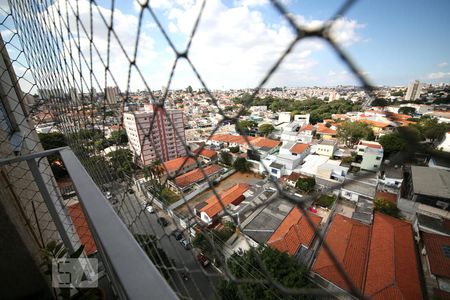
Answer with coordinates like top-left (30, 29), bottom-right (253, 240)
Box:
top-left (175, 164), bottom-right (223, 188)
top-left (67, 202), bottom-right (97, 256)
top-left (422, 232), bottom-right (450, 279)
top-left (200, 183), bottom-right (249, 218)
top-left (267, 207), bottom-right (322, 255)
top-left (312, 214), bottom-right (370, 291)
top-left (210, 134), bottom-right (255, 145)
top-left (299, 124), bottom-right (315, 131)
top-left (287, 172), bottom-right (301, 182)
top-left (290, 143), bottom-right (309, 154)
top-left (162, 156), bottom-right (197, 173)
top-left (359, 141), bottom-right (383, 149)
top-left (195, 148), bottom-right (217, 159)
top-left (250, 137), bottom-right (281, 149)
top-left (316, 124), bottom-right (337, 135)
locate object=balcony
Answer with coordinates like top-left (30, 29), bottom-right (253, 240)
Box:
top-left (0, 147), bottom-right (177, 300)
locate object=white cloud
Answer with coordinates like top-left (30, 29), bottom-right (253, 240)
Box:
top-left (437, 61), bottom-right (448, 68)
top-left (237, 0), bottom-right (269, 7)
top-left (427, 72), bottom-right (450, 80)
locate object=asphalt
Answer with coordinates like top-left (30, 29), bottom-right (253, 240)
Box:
top-left (107, 183), bottom-right (221, 300)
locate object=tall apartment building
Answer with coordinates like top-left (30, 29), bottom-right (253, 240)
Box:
top-left (104, 86), bottom-right (120, 104)
top-left (124, 104), bottom-right (187, 167)
top-left (405, 80), bottom-right (422, 101)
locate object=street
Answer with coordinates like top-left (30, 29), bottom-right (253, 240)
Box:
top-left (107, 182), bottom-right (221, 299)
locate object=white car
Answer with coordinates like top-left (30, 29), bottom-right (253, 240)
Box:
top-left (146, 205), bottom-right (155, 213)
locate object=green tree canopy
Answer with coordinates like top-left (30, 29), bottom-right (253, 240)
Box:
top-left (219, 247), bottom-right (309, 300)
top-left (258, 123), bottom-right (275, 137)
top-left (374, 198), bottom-right (400, 218)
top-left (109, 129), bottom-right (128, 145)
top-left (379, 132), bottom-right (408, 155)
top-left (236, 120), bottom-right (258, 135)
top-left (38, 132), bottom-right (67, 150)
top-left (398, 106), bottom-right (416, 116)
top-left (295, 177), bottom-right (316, 193)
top-left (229, 146), bottom-right (240, 153)
top-left (106, 148), bottom-right (133, 175)
top-left (220, 151), bottom-right (233, 166)
top-left (371, 98), bottom-right (389, 107)
top-left (233, 157), bottom-right (251, 172)
top-left (337, 121), bottom-right (375, 146)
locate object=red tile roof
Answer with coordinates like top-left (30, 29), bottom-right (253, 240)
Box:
top-left (316, 124), bottom-right (337, 135)
top-left (287, 172), bottom-right (301, 182)
top-left (250, 137), bottom-right (281, 149)
top-left (300, 124), bottom-right (314, 132)
top-left (195, 148), bottom-right (217, 159)
top-left (200, 183), bottom-right (249, 218)
top-left (422, 232), bottom-right (450, 279)
top-left (174, 164), bottom-right (223, 188)
top-left (210, 134), bottom-right (255, 145)
top-left (267, 207), bottom-right (322, 255)
top-left (359, 119), bottom-right (391, 128)
top-left (162, 156), bottom-right (197, 173)
top-left (359, 141), bottom-right (383, 149)
top-left (312, 214), bottom-right (371, 292)
top-left (290, 143), bottom-right (309, 154)
top-left (375, 191), bottom-right (398, 204)
top-left (364, 213), bottom-right (423, 300)
top-left (67, 202), bottom-right (97, 256)
top-left (313, 213), bottom-right (423, 299)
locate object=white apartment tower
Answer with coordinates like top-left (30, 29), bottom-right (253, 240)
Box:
top-left (405, 80), bottom-right (422, 101)
top-left (124, 104), bottom-right (187, 167)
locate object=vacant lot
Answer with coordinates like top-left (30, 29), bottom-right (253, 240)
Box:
top-left (175, 172), bottom-right (262, 218)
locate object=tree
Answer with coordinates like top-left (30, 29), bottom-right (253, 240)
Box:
top-left (220, 151), bottom-right (232, 166)
top-left (236, 120), bottom-right (257, 135)
top-left (337, 121), bottom-right (374, 146)
top-left (379, 133), bottom-right (407, 155)
top-left (229, 146), bottom-right (240, 153)
top-left (374, 198), bottom-right (400, 218)
top-left (295, 177), bottom-right (316, 193)
top-left (219, 247), bottom-right (309, 300)
top-left (371, 98), bottom-right (389, 107)
top-left (233, 157), bottom-right (251, 172)
top-left (258, 123), bottom-right (275, 137)
top-left (160, 187), bottom-right (180, 205)
top-left (398, 106), bottom-right (416, 116)
top-left (109, 129), bottom-right (128, 145)
top-left (316, 194), bottom-right (335, 208)
top-left (107, 149), bottom-right (133, 175)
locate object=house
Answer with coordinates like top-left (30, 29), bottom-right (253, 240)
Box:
top-left (311, 213), bottom-right (423, 299)
top-left (315, 123), bottom-right (337, 139)
top-left (286, 172), bottom-right (302, 188)
top-left (246, 137), bottom-right (281, 160)
top-left (297, 124), bottom-right (315, 143)
top-left (267, 207), bottom-right (322, 256)
top-left (194, 148), bottom-right (218, 165)
top-left (420, 232), bottom-right (450, 297)
top-left (195, 184), bottom-right (250, 225)
top-left (298, 154), bottom-right (330, 177)
top-left (314, 139), bottom-right (338, 157)
top-left (428, 154), bottom-right (450, 171)
top-left (340, 172), bottom-right (378, 201)
top-left (209, 134), bottom-right (255, 150)
top-left (315, 162), bottom-right (348, 189)
top-left (378, 165), bottom-right (403, 192)
top-left (169, 164), bottom-right (223, 192)
top-left (162, 156), bottom-right (197, 178)
top-left (413, 212), bottom-right (450, 236)
top-left (352, 140), bottom-right (383, 172)
top-left (405, 166), bottom-right (450, 211)
top-left (269, 142), bottom-right (310, 178)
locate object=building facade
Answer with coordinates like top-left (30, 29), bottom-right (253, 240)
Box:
top-left (124, 104), bottom-right (186, 167)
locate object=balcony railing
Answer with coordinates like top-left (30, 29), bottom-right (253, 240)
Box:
top-left (0, 147), bottom-right (178, 300)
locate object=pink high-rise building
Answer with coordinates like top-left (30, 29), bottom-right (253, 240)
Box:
top-left (124, 104), bottom-right (186, 167)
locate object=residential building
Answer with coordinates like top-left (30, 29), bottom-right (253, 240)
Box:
top-left (124, 104), bottom-right (186, 167)
top-left (314, 139), bottom-right (338, 157)
top-left (340, 172), bottom-right (378, 201)
top-left (267, 207), bottom-right (322, 257)
top-left (352, 140), bottom-right (383, 172)
top-left (311, 213), bottom-right (423, 299)
top-left (405, 80), bottom-right (422, 101)
top-left (162, 156), bottom-right (197, 178)
top-left (195, 184), bottom-right (250, 225)
top-left (169, 164), bottom-right (223, 193)
top-left (297, 124), bottom-right (315, 143)
top-left (285, 172), bottom-right (302, 188)
top-left (194, 148), bottom-right (218, 165)
top-left (405, 166), bottom-right (450, 211)
top-left (378, 165), bottom-right (403, 193)
top-left (315, 162), bottom-right (348, 189)
top-left (270, 142), bottom-right (310, 177)
top-left (104, 86), bottom-right (120, 104)
top-left (293, 114), bottom-right (310, 126)
top-left (278, 112), bottom-right (291, 123)
top-left (315, 124), bottom-right (337, 139)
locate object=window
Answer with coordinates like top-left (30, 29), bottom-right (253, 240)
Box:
top-left (374, 164), bottom-right (378, 168)
top-left (376, 156), bottom-right (381, 160)
top-left (271, 169), bottom-right (278, 174)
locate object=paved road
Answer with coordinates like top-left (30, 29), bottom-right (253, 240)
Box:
top-left (107, 184), bottom-right (220, 299)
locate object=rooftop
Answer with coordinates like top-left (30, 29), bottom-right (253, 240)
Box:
top-left (286, 171), bottom-right (302, 182)
top-left (67, 202), bottom-right (97, 256)
top-left (162, 156), bottom-right (197, 173)
top-left (317, 139), bottom-right (338, 146)
top-left (250, 137), bottom-right (281, 149)
top-left (210, 134), bottom-right (255, 145)
top-left (267, 207), bottom-right (322, 255)
top-left (422, 232), bottom-right (450, 279)
top-left (174, 164), bottom-right (223, 188)
top-left (198, 183), bottom-right (250, 219)
top-left (342, 178), bottom-right (377, 199)
top-left (359, 140), bottom-right (383, 149)
top-left (416, 213), bottom-right (450, 236)
top-left (290, 143), bottom-right (309, 154)
top-left (316, 124), bottom-right (337, 135)
top-left (410, 166), bottom-right (450, 199)
top-left (194, 148), bottom-right (217, 159)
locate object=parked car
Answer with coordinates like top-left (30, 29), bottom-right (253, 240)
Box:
top-left (196, 253), bottom-right (210, 267)
top-left (157, 217), bottom-right (169, 227)
top-left (171, 229), bottom-right (183, 240)
top-left (180, 239), bottom-right (191, 250)
top-left (146, 205), bottom-right (154, 213)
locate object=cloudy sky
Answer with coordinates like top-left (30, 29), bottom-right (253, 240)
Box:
top-left (2, 0), bottom-right (450, 92)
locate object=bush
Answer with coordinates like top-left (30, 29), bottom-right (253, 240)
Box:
top-left (374, 198), bottom-right (400, 218)
top-left (295, 177), bottom-right (316, 193)
top-left (317, 194), bottom-right (335, 208)
top-left (233, 157), bottom-right (251, 172)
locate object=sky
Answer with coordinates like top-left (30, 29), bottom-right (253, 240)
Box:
top-left (1, 0), bottom-right (450, 92)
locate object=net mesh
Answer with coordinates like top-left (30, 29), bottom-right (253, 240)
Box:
top-left (1, 0), bottom-right (438, 299)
